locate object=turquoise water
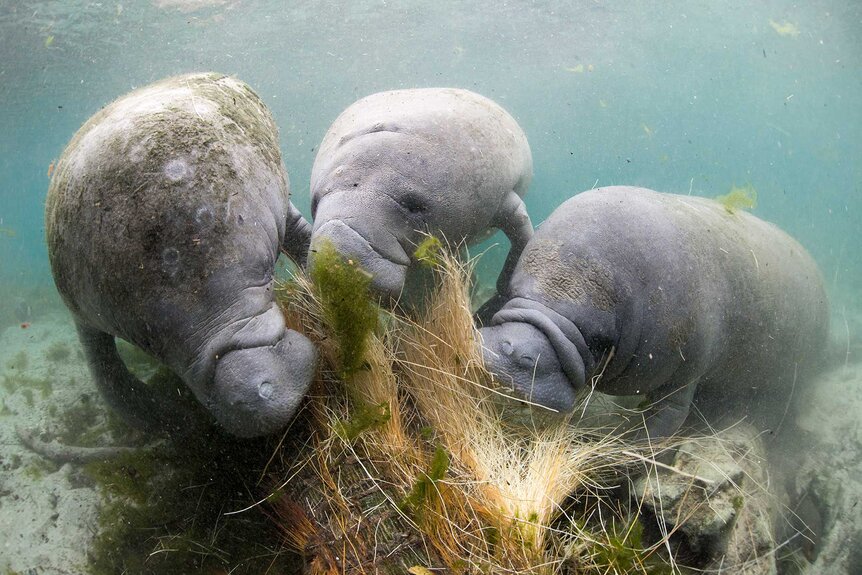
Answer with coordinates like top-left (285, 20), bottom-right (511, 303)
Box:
top-left (1, 1), bottom-right (860, 572)
top-left (2, 1), bottom-right (859, 298)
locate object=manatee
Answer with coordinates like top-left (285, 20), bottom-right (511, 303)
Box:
top-left (308, 88), bottom-right (533, 309)
top-left (480, 186), bottom-right (829, 438)
top-left (46, 73), bottom-right (317, 438)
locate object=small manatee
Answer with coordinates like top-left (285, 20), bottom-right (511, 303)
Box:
top-left (481, 186), bottom-right (829, 438)
top-left (308, 88), bottom-right (533, 311)
top-left (46, 73), bottom-right (317, 438)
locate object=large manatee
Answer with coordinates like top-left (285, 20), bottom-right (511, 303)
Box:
top-left (46, 73), bottom-right (317, 438)
top-left (480, 186), bottom-right (829, 438)
top-left (308, 88), bottom-right (533, 309)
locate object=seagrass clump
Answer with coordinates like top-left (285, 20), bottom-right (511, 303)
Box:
top-left (269, 240), bottom-right (689, 574)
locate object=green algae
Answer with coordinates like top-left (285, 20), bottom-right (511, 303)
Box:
top-left (23, 458), bottom-right (58, 481)
top-left (586, 517), bottom-right (676, 574)
top-left (400, 445), bottom-right (450, 518)
top-left (308, 239), bottom-right (380, 379)
top-left (84, 429), bottom-right (301, 575)
top-left (55, 394), bottom-right (118, 447)
top-left (715, 183), bottom-right (757, 214)
top-left (414, 235), bottom-right (444, 268)
top-left (45, 341), bottom-right (71, 363)
top-left (5, 350), bottom-right (28, 371)
top-left (1, 371), bottom-right (53, 399)
top-left (66, 343), bottom-right (301, 574)
top-left (334, 400), bottom-right (391, 442)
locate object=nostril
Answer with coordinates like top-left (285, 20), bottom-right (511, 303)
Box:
top-left (500, 340), bottom-right (514, 356)
top-left (258, 381), bottom-right (274, 399)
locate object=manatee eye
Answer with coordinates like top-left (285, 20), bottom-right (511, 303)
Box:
top-left (400, 194), bottom-right (427, 214)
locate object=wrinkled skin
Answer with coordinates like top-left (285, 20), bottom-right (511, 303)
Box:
top-left (309, 88), bottom-right (533, 310)
top-left (46, 73), bottom-right (317, 437)
top-left (482, 186), bottom-right (830, 438)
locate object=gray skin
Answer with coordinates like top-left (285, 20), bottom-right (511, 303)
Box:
top-left (308, 88), bottom-right (533, 310)
top-left (46, 73), bottom-right (317, 438)
top-left (481, 186), bottom-right (829, 438)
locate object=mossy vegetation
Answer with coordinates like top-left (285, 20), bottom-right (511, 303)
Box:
top-left (23, 458), bottom-right (58, 481)
top-left (5, 350), bottom-right (28, 371)
top-left (308, 239), bottom-right (380, 378)
top-left (413, 235), bottom-right (444, 268)
top-left (2, 371), bottom-right (53, 398)
top-left (333, 400), bottom-right (391, 442)
top-left (715, 183), bottom-right (757, 214)
top-left (43, 343), bottom-right (301, 574)
top-left (54, 394), bottom-right (118, 447)
top-left (400, 445), bottom-right (450, 517)
top-left (84, 431), bottom-right (301, 575)
top-left (45, 341), bottom-right (72, 363)
top-left (579, 516), bottom-right (676, 575)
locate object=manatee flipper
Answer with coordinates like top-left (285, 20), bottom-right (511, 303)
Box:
top-left (17, 425), bottom-right (146, 465)
top-left (283, 200), bottom-right (312, 266)
top-left (76, 322), bottom-right (185, 435)
top-left (476, 191), bottom-right (533, 323)
top-left (638, 381), bottom-right (697, 441)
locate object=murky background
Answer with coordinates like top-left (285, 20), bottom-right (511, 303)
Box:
top-left (0, 0), bottom-right (859, 572)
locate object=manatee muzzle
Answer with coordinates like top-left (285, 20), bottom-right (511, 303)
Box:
top-left (209, 328), bottom-right (317, 437)
top-left (481, 301), bottom-right (592, 414)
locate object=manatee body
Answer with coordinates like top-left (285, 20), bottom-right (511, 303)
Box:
top-left (480, 186), bottom-right (829, 438)
top-left (46, 73), bottom-right (317, 437)
top-left (309, 88), bottom-right (533, 308)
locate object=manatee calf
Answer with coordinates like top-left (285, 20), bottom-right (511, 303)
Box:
top-left (308, 88), bottom-right (533, 309)
top-left (480, 186), bottom-right (829, 438)
top-left (46, 73), bottom-right (317, 437)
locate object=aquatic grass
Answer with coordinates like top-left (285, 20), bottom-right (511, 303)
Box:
top-left (269, 241), bottom-right (682, 574)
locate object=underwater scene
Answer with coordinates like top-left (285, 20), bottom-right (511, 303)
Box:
top-left (1, 1), bottom-right (861, 574)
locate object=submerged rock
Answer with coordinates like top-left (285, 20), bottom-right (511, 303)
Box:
top-left (632, 424), bottom-right (777, 574)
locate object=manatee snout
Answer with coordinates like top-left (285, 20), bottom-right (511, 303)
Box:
top-left (481, 323), bottom-right (577, 414)
top-left (210, 329), bottom-right (317, 437)
top-left (309, 218), bottom-right (411, 304)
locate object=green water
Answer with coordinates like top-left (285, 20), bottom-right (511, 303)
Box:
top-left (0, 1), bottom-right (860, 573)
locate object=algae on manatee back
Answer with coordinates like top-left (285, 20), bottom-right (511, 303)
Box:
top-left (715, 183), bottom-right (757, 214)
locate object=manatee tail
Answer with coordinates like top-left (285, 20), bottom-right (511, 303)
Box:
top-left (75, 322), bottom-right (192, 436)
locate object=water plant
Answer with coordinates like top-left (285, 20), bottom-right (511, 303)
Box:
top-left (269, 243), bottom-right (665, 573)
top-left (715, 183), bottom-right (757, 214)
top-left (307, 238), bottom-right (380, 379)
top-left (1, 371), bottom-right (52, 398)
top-left (45, 341), bottom-right (71, 363)
top-left (413, 234), bottom-right (444, 268)
top-left (5, 350), bottom-right (28, 371)
top-left (84, 432), bottom-right (301, 575)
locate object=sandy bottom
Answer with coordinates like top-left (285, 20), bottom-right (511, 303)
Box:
top-left (0, 311), bottom-right (101, 575)
top-left (0, 307), bottom-right (860, 574)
